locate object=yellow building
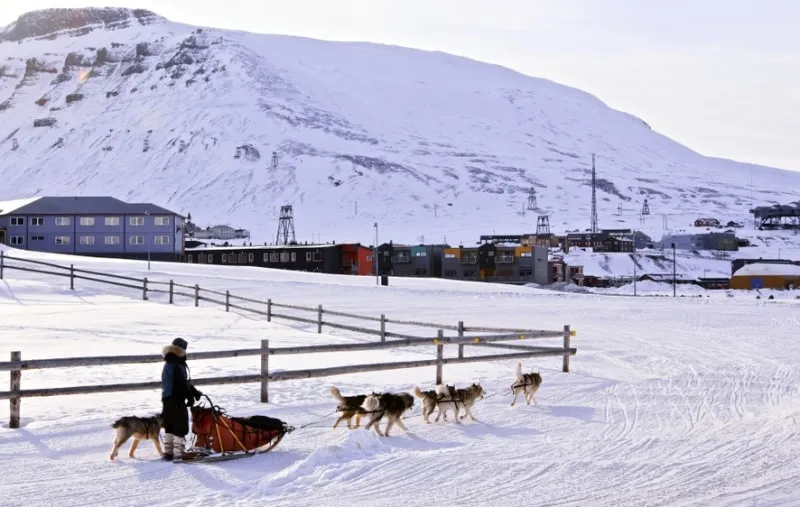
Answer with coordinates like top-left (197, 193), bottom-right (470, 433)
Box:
top-left (730, 262), bottom-right (800, 290)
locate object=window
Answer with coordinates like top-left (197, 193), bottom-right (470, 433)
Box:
top-left (207, 254), bottom-right (213, 264)
top-left (129, 235), bottom-right (144, 245)
top-left (270, 252), bottom-right (279, 262)
top-left (263, 253), bottom-right (269, 263)
top-left (222, 254), bottom-right (228, 263)
top-left (248, 253), bottom-right (254, 263)
top-left (520, 252), bottom-right (532, 257)
top-left (10, 236), bottom-right (24, 245)
top-left (10, 217), bottom-right (24, 226)
top-left (312, 252), bottom-right (323, 262)
top-left (188, 254), bottom-right (193, 263)
top-left (444, 253), bottom-right (456, 259)
top-left (79, 217), bottom-right (95, 226)
top-left (291, 252), bottom-right (296, 262)
top-left (105, 216), bottom-right (120, 226)
top-left (154, 216), bottom-right (170, 226)
top-left (154, 235), bottom-right (171, 245)
top-left (55, 217), bottom-right (71, 226)
top-left (79, 235), bottom-right (95, 245)
top-left (280, 252), bottom-right (290, 263)
top-left (238, 253), bottom-right (246, 264)
top-left (105, 235), bottom-right (120, 245)
top-left (306, 252), bottom-right (312, 262)
top-left (31, 217), bottom-right (44, 226)
top-left (414, 251), bottom-right (427, 257)
top-left (55, 236), bottom-right (71, 245)
top-left (129, 216), bottom-right (144, 226)
top-left (444, 270), bottom-right (457, 278)
top-left (30, 235), bottom-right (44, 241)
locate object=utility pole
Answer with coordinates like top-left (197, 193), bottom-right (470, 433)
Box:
top-left (374, 222), bottom-right (379, 286)
top-left (145, 210), bottom-right (151, 271)
top-left (672, 242), bottom-right (677, 297)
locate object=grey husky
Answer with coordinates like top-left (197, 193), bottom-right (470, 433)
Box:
top-left (109, 414), bottom-right (164, 460)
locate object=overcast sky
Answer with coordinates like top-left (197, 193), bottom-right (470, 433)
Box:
top-left (2, 0), bottom-right (798, 171)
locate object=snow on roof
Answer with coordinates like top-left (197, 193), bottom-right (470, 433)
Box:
top-left (733, 262), bottom-right (800, 277)
top-left (0, 197), bottom-right (41, 215)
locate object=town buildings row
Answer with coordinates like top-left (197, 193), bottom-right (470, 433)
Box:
top-left (2, 196), bottom-right (798, 290)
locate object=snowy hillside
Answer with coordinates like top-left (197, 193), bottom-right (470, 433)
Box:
top-left (1, 7), bottom-right (799, 245)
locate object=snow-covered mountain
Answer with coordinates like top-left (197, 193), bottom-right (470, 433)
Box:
top-left (1, 7), bottom-right (799, 245)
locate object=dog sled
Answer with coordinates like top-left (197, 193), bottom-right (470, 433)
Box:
top-left (179, 395), bottom-right (295, 464)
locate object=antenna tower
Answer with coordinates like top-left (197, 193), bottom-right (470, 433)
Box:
top-left (640, 198), bottom-right (650, 224)
top-left (271, 151), bottom-right (279, 168)
top-left (275, 204), bottom-right (296, 245)
top-left (536, 215), bottom-right (551, 236)
top-left (527, 187), bottom-right (538, 210)
top-left (590, 154), bottom-right (598, 234)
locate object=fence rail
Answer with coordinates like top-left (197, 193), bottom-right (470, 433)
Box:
top-left (2, 329), bottom-right (576, 427)
top-left (0, 251), bottom-right (562, 342)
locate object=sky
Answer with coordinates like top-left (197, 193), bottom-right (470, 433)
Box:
top-left (2, 0), bottom-right (799, 172)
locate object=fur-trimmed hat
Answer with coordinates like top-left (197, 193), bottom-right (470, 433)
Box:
top-left (171, 337), bottom-right (188, 351)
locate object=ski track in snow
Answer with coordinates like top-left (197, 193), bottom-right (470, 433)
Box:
top-left (0, 249), bottom-right (799, 506)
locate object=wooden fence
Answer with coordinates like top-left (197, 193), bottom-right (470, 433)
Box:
top-left (0, 328), bottom-right (576, 428)
top-left (0, 250), bottom-right (577, 429)
top-left (0, 251), bottom-right (556, 349)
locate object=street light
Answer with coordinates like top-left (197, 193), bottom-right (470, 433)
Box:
top-left (671, 242), bottom-right (676, 297)
top-left (373, 222), bottom-right (379, 286)
top-left (145, 210), bottom-right (151, 271)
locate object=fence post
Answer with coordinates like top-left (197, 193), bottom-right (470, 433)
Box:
top-left (435, 330), bottom-right (444, 384)
top-left (194, 284), bottom-right (200, 307)
top-left (225, 290), bottom-right (230, 312)
top-left (380, 314), bottom-right (386, 342)
top-left (260, 339), bottom-right (269, 403)
top-left (142, 277), bottom-right (148, 301)
top-left (562, 324), bottom-right (571, 373)
top-left (169, 280), bottom-right (174, 304)
top-left (457, 320), bottom-right (465, 359)
top-left (9, 351), bottom-right (21, 429)
top-left (317, 304), bottom-right (323, 333)
top-left (69, 264), bottom-right (75, 290)
top-left (0, 250), bottom-right (4, 279)
top-left (267, 299), bottom-right (272, 322)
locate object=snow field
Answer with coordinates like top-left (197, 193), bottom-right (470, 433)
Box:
top-left (1, 249), bottom-right (800, 506)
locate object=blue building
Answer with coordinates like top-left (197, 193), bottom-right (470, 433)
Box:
top-left (0, 196), bottom-right (185, 261)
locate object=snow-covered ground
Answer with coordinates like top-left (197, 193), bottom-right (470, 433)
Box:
top-left (1, 246), bottom-right (800, 506)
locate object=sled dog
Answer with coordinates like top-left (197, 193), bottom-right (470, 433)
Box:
top-left (412, 386), bottom-right (442, 424)
top-left (435, 382), bottom-right (485, 423)
top-left (109, 414), bottom-right (164, 460)
top-left (330, 386), bottom-right (374, 429)
top-left (361, 392), bottom-right (415, 436)
top-left (511, 361), bottom-right (542, 406)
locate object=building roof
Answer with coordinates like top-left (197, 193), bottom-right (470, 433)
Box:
top-left (186, 243), bottom-right (345, 252)
top-left (0, 197), bottom-right (41, 215)
top-left (0, 196), bottom-right (181, 217)
top-left (732, 263), bottom-right (800, 277)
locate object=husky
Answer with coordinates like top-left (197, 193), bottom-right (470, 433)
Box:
top-left (330, 386), bottom-right (374, 429)
top-left (412, 386), bottom-right (441, 424)
top-left (435, 382), bottom-right (485, 423)
top-left (511, 361), bottom-right (543, 406)
top-left (361, 392), bottom-right (415, 437)
top-left (109, 414), bottom-right (164, 460)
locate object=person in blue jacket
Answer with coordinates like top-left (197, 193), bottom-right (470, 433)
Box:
top-left (161, 337), bottom-right (201, 461)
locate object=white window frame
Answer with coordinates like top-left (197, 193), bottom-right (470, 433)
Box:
top-left (154, 235), bottom-right (171, 245)
top-left (55, 236), bottom-right (71, 245)
top-left (55, 216), bottom-right (71, 226)
top-left (79, 235), bottom-right (95, 245)
top-left (222, 254), bottom-right (228, 263)
top-left (104, 235), bottom-right (120, 245)
top-left (105, 216), bottom-right (120, 226)
top-left (154, 216), bottom-right (170, 226)
top-left (306, 252), bottom-right (312, 262)
top-left (248, 253), bottom-right (254, 263)
top-left (10, 217), bottom-right (24, 226)
top-left (10, 236), bottom-right (24, 245)
top-left (129, 216), bottom-right (145, 226)
top-left (31, 217), bottom-right (44, 226)
top-left (79, 216), bottom-right (95, 226)
top-left (280, 252), bottom-right (290, 263)
top-left (129, 235), bottom-right (144, 245)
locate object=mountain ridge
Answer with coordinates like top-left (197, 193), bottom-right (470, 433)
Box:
top-left (1, 7), bottom-right (798, 245)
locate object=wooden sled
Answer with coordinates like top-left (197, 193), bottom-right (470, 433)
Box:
top-left (180, 396), bottom-right (294, 464)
